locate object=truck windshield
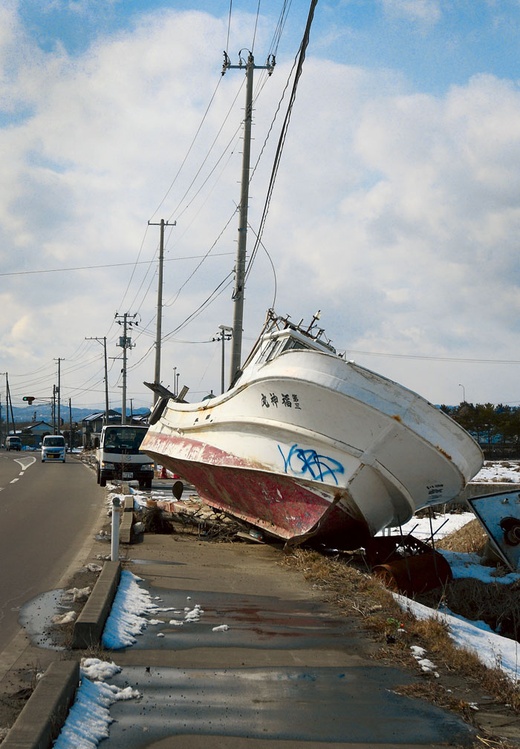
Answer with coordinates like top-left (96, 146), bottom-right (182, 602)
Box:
top-left (103, 428), bottom-right (147, 454)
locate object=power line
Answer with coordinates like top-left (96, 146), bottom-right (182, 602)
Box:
top-left (347, 350), bottom-right (520, 364)
top-left (0, 253), bottom-right (234, 278)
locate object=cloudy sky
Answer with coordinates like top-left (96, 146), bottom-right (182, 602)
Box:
top-left (2, 0), bottom-right (520, 415)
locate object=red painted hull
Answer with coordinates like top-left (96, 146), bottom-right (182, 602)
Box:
top-left (143, 432), bottom-right (370, 547)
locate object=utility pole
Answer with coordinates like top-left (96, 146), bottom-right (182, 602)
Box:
top-left (4, 373), bottom-right (14, 436)
top-left (115, 312), bottom-right (138, 424)
top-left (86, 336), bottom-right (110, 424)
top-left (68, 397), bottom-right (73, 452)
top-left (222, 50), bottom-right (275, 385)
top-left (54, 358), bottom-right (64, 433)
top-left (214, 325), bottom-right (233, 394)
top-left (148, 219), bottom-right (176, 405)
top-left (0, 373), bottom-right (5, 443)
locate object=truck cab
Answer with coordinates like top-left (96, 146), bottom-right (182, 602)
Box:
top-left (6, 436), bottom-right (22, 451)
top-left (95, 425), bottom-right (155, 488)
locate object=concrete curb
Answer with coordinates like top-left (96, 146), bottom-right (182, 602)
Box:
top-left (1, 661), bottom-right (79, 749)
top-left (3, 560), bottom-right (122, 747)
top-left (71, 561), bottom-right (121, 649)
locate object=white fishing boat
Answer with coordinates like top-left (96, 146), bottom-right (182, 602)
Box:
top-left (142, 309), bottom-right (483, 548)
top-left (141, 43), bottom-right (482, 548)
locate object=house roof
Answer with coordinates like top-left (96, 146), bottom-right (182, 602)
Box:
top-left (82, 410), bottom-right (121, 423)
top-left (21, 421), bottom-right (53, 432)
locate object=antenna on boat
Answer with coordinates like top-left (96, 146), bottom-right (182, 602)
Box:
top-left (222, 49), bottom-right (275, 387)
top-left (306, 310), bottom-right (321, 333)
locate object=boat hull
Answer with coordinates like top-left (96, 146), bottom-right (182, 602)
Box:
top-left (142, 347), bottom-right (483, 547)
top-left (143, 430), bottom-right (371, 546)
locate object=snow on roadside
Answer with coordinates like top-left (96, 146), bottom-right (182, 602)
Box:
top-left (53, 659), bottom-right (140, 749)
top-left (102, 570), bottom-right (154, 649)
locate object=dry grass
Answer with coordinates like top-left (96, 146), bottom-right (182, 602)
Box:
top-left (280, 546), bottom-right (520, 719)
top-left (437, 518), bottom-right (488, 554)
top-left (427, 518), bottom-right (520, 642)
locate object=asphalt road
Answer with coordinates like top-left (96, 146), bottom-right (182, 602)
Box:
top-left (0, 450), bottom-right (103, 654)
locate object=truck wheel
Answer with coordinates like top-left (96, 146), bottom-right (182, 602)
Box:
top-left (96, 467), bottom-right (101, 484)
top-left (100, 477), bottom-right (107, 487)
top-left (146, 479), bottom-right (152, 490)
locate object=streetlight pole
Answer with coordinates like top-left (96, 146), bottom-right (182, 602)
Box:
top-left (459, 383), bottom-right (466, 403)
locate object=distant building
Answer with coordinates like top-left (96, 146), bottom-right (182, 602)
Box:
top-left (20, 421), bottom-right (54, 449)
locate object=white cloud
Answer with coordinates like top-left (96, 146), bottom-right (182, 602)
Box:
top-left (1, 6), bottom-right (520, 409)
top-left (381, 0), bottom-right (442, 25)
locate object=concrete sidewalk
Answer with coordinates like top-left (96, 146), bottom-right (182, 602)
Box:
top-left (107, 535), bottom-right (479, 748)
top-left (1, 524), bottom-right (483, 749)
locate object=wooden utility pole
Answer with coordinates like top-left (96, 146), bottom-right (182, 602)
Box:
top-left (148, 219), bottom-right (175, 405)
top-left (222, 50), bottom-right (275, 385)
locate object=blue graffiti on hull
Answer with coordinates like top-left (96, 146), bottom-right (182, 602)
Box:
top-left (278, 444), bottom-right (344, 485)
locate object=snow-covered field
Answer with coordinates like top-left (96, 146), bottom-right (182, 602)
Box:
top-left (473, 461), bottom-right (520, 483)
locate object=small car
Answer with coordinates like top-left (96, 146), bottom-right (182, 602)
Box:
top-left (41, 435), bottom-right (66, 463)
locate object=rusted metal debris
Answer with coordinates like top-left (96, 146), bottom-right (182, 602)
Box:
top-left (366, 535), bottom-right (452, 596)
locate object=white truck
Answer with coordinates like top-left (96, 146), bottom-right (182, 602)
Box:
top-left (95, 425), bottom-right (155, 489)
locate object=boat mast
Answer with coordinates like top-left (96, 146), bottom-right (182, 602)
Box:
top-left (222, 50), bottom-right (274, 386)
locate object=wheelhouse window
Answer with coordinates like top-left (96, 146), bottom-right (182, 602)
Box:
top-left (281, 337), bottom-right (310, 353)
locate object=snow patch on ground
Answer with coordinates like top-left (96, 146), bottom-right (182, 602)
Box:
top-left (53, 659), bottom-right (140, 749)
top-left (101, 570), bottom-right (154, 649)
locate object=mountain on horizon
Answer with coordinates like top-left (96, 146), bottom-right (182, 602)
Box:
top-left (4, 404), bottom-right (150, 424)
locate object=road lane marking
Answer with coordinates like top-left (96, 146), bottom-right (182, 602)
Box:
top-left (14, 456), bottom-right (36, 471)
